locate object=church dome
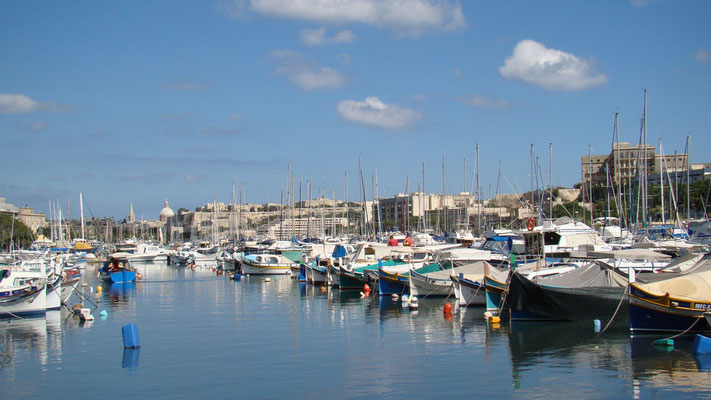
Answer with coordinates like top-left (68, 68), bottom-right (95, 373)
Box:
top-left (160, 199), bottom-right (175, 221)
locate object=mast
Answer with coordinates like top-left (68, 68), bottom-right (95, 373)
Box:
top-left (476, 144), bottom-right (481, 233)
top-left (79, 192), bottom-right (85, 240)
top-left (660, 140), bottom-right (666, 224)
top-left (549, 143), bottom-right (553, 219)
top-left (686, 136), bottom-right (691, 220)
top-left (642, 89), bottom-right (648, 227)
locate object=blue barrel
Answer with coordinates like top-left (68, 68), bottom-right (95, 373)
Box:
top-left (693, 334), bottom-right (711, 354)
top-left (122, 324), bottom-right (141, 348)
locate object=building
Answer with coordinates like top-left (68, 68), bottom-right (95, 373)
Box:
top-left (581, 142), bottom-right (689, 187)
top-left (16, 207), bottom-right (48, 232)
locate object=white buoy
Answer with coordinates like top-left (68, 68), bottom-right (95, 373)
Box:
top-left (264, 278), bottom-right (272, 282)
top-left (483, 311), bottom-right (493, 319)
top-left (408, 296), bottom-right (419, 309)
top-left (401, 294), bottom-right (409, 302)
top-left (391, 293), bottom-right (399, 300)
top-left (79, 308), bottom-right (94, 321)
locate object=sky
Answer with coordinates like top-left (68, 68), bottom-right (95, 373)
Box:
top-left (1, 0), bottom-right (709, 220)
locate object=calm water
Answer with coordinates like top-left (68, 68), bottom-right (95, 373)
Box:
top-left (1, 263), bottom-right (710, 399)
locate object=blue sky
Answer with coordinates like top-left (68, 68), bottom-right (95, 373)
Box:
top-left (1, 0), bottom-right (709, 220)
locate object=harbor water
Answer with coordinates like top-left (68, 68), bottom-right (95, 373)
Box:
top-left (2, 263), bottom-right (710, 399)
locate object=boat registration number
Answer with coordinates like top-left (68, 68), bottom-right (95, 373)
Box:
top-left (694, 303), bottom-right (711, 310)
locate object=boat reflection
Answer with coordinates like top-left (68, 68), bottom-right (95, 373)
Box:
top-left (108, 282), bottom-right (136, 305)
top-left (630, 335), bottom-right (711, 395)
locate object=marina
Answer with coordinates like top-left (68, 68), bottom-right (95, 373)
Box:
top-left (1, 255), bottom-right (711, 398)
top-left (3, 1), bottom-right (711, 398)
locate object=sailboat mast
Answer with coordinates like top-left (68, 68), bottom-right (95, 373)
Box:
top-left (79, 192), bottom-right (85, 240)
top-left (642, 89), bottom-right (648, 227)
top-left (686, 136), bottom-right (691, 220)
top-left (549, 143), bottom-right (553, 219)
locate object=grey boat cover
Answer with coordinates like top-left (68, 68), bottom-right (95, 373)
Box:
top-left (531, 261), bottom-right (628, 288)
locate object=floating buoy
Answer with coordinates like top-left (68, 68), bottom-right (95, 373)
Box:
top-left (483, 311), bottom-right (493, 319)
top-left (594, 319), bottom-right (601, 333)
top-left (402, 294), bottom-right (409, 303)
top-left (488, 316), bottom-right (501, 324)
top-left (360, 292), bottom-right (366, 298)
top-left (216, 270), bottom-right (222, 276)
top-left (391, 293), bottom-right (399, 300)
top-left (96, 286), bottom-right (103, 293)
top-left (233, 274), bottom-right (242, 281)
top-left (693, 334), bottom-right (711, 354)
top-left (443, 302), bottom-right (453, 314)
top-left (136, 273), bottom-right (143, 280)
top-left (81, 283), bottom-right (88, 288)
top-left (89, 286), bottom-right (93, 293)
top-left (122, 324), bottom-right (141, 348)
top-left (100, 310), bottom-right (108, 317)
top-left (264, 278), bottom-right (272, 282)
top-left (319, 286), bottom-right (326, 293)
top-left (408, 296), bottom-right (419, 309)
top-left (363, 284), bottom-right (371, 293)
top-left (79, 308), bottom-right (94, 321)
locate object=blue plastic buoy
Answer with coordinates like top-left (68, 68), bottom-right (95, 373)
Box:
top-left (122, 324), bottom-right (141, 348)
top-left (593, 319), bottom-right (601, 333)
top-left (100, 310), bottom-right (108, 317)
top-left (233, 274), bottom-right (241, 281)
top-left (693, 334), bottom-right (711, 354)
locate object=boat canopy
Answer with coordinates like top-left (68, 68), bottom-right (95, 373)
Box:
top-left (532, 262), bottom-right (628, 288)
top-left (634, 258), bottom-right (711, 302)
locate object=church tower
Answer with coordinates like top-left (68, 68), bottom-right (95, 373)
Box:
top-left (128, 203), bottom-right (136, 223)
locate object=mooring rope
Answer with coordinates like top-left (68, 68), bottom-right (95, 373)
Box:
top-left (599, 285), bottom-right (629, 335)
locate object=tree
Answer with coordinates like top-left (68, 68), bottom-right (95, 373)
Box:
top-left (0, 213), bottom-right (36, 250)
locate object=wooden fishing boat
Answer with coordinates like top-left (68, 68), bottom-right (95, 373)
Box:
top-left (240, 253), bottom-right (296, 275)
top-left (99, 253), bottom-right (137, 283)
top-left (629, 256), bottom-right (711, 333)
top-left (0, 268), bottom-right (47, 317)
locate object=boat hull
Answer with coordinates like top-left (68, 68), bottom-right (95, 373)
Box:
top-left (629, 284), bottom-right (711, 333)
top-left (453, 276), bottom-right (486, 306)
top-left (102, 270), bottom-right (137, 284)
top-left (507, 271), bottom-right (628, 322)
top-left (378, 268), bottom-right (409, 296)
top-left (0, 287), bottom-right (46, 318)
top-left (241, 261), bottom-right (292, 275)
top-left (409, 270), bottom-right (453, 298)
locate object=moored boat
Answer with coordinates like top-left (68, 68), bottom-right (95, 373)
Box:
top-left (240, 253), bottom-right (296, 275)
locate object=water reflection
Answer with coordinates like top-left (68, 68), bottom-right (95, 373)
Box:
top-left (122, 348), bottom-right (140, 370)
top-left (109, 282), bottom-right (136, 305)
top-left (630, 335), bottom-right (711, 395)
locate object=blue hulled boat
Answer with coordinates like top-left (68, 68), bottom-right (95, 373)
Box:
top-left (100, 253), bottom-right (137, 284)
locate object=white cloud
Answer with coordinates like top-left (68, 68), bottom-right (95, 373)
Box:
top-left (301, 27), bottom-right (356, 46)
top-left (499, 39), bottom-right (608, 91)
top-left (184, 174), bottom-right (205, 184)
top-left (695, 48), bottom-right (711, 64)
top-left (337, 96), bottom-right (420, 129)
top-left (223, 0), bottom-right (465, 36)
top-left (0, 93), bottom-right (69, 114)
top-left (0, 94), bottom-right (40, 113)
top-left (270, 50), bottom-right (345, 90)
top-left (456, 94), bottom-right (509, 109)
top-left (336, 53), bottom-right (352, 65)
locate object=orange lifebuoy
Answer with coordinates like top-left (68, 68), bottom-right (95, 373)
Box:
top-left (526, 217), bottom-right (535, 231)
